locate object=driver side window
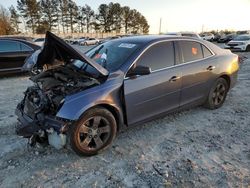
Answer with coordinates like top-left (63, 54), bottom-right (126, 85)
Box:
top-left (136, 41), bottom-right (175, 71)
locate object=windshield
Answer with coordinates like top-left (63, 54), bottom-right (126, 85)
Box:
top-left (234, 35), bottom-right (250, 41)
top-left (73, 40), bottom-right (141, 74)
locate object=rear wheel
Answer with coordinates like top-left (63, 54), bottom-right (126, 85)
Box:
top-left (69, 107), bottom-right (117, 156)
top-left (204, 78), bottom-right (229, 109)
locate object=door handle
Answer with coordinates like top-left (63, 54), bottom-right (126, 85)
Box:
top-left (207, 66), bottom-right (215, 71)
top-left (169, 76), bottom-right (181, 82)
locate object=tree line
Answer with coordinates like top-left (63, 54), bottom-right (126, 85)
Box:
top-left (0, 0), bottom-right (150, 35)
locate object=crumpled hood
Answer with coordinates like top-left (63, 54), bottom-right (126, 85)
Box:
top-left (23, 31), bottom-right (109, 76)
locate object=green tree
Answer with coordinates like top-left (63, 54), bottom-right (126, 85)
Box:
top-left (96, 4), bottom-right (110, 33)
top-left (122, 6), bottom-right (131, 34)
top-left (58, 0), bottom-right (69, 33)
top-left (109, 3), bottom-right (123, 33)
top-left (82, 4), bottom-right (95, 33)
top-left (40, 0), bottom-right (59, 32)
top-left (67, 0), bottom-right (78, 33)
top-left (17, 0), bottom-right (41, 34)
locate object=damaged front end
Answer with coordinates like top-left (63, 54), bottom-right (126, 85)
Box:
top-left (15, 31), bottom-right (108, 149)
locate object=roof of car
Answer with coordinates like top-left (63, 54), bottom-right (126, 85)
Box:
top-left (111, 35), bottom-right (201, 45)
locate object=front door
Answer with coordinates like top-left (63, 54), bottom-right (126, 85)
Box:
top-left (124, 41), bottom-right (182, 125)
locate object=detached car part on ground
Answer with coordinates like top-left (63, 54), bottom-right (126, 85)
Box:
top-left (16, 31), bottom-right (239, 156)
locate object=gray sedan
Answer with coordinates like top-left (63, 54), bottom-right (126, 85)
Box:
top-left (16, 32), bottom-right (239, 156)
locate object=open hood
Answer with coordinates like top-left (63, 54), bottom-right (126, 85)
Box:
top-left (23, 31), bottom-right (109, 76)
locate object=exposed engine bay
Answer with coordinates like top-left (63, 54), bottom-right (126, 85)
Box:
top-left (16, 64), bottom-right (101, 148)
top-left (23, 65), bottom-right (100, 118)
top-left (16, 31), bottom-right (109, 149)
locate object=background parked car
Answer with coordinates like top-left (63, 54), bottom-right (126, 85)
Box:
top-left (201, 33), bottom-right (214, 41)
top-left (99, 36), bottom-right (121, 44)
top-left (213, 34), bottom-right (221, 42)
top-left (224, 34), bottom-right (250, 51)
top-left (33, 38), bottom-right (45, 46)
top-left (0, 38), bottom-right (40, 75)
top-left (165, 32), bottom-right (201, 39)
top-left (218, 34), bottom-right (236, 43)
top-left (79, 38), bottom-right (99, 45)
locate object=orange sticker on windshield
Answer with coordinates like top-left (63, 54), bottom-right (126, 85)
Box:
top-left (192, 47), bottom-right (198, 55)
top-left (94, 54), bottom-right (101, 59)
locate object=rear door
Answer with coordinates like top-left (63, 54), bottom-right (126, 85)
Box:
top-left (124, 41), bottom-right (182, 125)
top-left (0, 40), bottom-right (34, 72)
top-left (176, 40), bottom-right (215, 106)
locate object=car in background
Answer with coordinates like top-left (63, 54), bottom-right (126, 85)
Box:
top-left (224, 34), bottom-right (250, 52)
top-left (79, 38), bottom-right (99, 46)
top-left (213, 34), bottom-right (221, 42)
top-left (16, 32), bottom-right (239, 156)
top-left (99, 36), bottom-right (121, 44)
top-left (165, 32), bottom-right (201, 39)
top-left (0, 38), bottom-right (40, 75)
top-left (33, 38), bottom-right (45, 46)
top-left (201, 33), bottom-right (214, 41)
top-left (218, 34), bottom-right (236, 43)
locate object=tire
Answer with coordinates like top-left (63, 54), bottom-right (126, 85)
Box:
top-left (204, 78), bottom-right (229, 110)
top-left (69, 107), bottom-right (117, 156)
top-left (246, 45), bottom-right (250, 52)
top-left (84, 42), bottom-right (87, 46)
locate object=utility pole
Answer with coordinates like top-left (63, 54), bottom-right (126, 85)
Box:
top-left (159, 18), bottom-right (162, 34)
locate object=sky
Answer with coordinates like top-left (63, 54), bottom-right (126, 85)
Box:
top-left (1, 0), bottom-right (250, 34)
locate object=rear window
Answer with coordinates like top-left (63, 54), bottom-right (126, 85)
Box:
top-left (179, 41), bottom-right (203, 63)
top-left (202, 45), bottom-right (213, 58)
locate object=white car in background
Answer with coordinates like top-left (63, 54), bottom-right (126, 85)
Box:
top-left (224, 34), bottom-right (250, 52)
top-left (165, 32), bottom-right (201, 39)
top-left (33, 38), bottom-right (45, 46)
top-left (79, 38), bottom-right (99, 46)
top-left (201, 33), bottom-right (214, 41)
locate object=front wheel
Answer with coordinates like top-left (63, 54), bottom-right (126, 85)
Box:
top-left (246, 45), bottom-right (250, 52)
top-left (204, 78), bottom-right (229, 110)
top-left (69, 107), bottom-right (117, 156)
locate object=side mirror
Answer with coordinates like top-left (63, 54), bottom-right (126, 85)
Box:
top-left (127, 65), bottom-right (151, 77)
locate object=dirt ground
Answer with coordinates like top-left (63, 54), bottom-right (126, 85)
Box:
top-left (0, 50), bottom-right (250, 188)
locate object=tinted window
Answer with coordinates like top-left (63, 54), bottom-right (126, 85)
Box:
top-left (202, 45), bottom-right (213, 58)
top-left (137, 42), bottom-right (175, 71)
top-left (179, 41), bottom-right (203, 62)
top-left (0, 40), bottom-right (32, 52)
top-left (0, 40), bottom-right (21, 52)
top-left (20, 43), bottom-right (33, 51)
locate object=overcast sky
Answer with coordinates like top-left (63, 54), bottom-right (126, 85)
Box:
top-left (1, 0), bottom-right (250, 34)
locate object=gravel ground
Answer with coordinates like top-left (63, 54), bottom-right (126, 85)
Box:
top-left (0, 49), bottom-right (250, 188)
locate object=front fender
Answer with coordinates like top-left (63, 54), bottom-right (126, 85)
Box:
top-left (56, 82), bottom-right (123, 121)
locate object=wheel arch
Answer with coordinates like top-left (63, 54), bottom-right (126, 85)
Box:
top-left (80, 103), bottom-right (124, 132)
top-left (219, 74), bottom-right (231, 89)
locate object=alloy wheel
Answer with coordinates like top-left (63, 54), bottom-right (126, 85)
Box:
top-left (212, 83), bottom-right (226, 106)
top-left (77, 116), bottom-right (111, 151)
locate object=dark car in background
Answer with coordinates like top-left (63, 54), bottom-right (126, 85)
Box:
top-left (218, 34), bottom-right (236, 43)
top-left (16, 32), bottom-right (239, 156)
top-left (0, 38), bottom-right (40, 75)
